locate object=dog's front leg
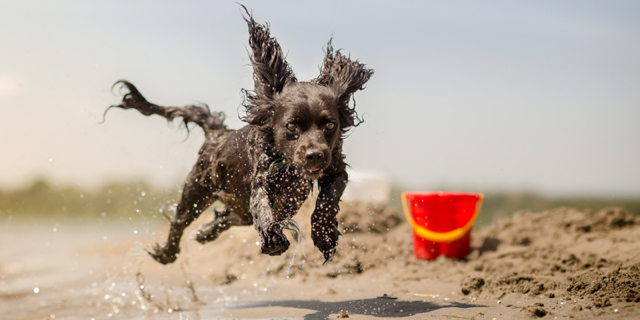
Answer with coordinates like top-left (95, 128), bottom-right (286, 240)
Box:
top-left (250, 172), bottom-right (290, 256)
top-left (312, 165), bottom-right (347, 263)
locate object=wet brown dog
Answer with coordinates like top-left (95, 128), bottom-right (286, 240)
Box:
top-left (106, 8), bottom-right (373, 265)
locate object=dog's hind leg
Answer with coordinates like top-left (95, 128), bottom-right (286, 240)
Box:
top-left (193, 207), bottom-right (251, 244)
top-left (193, 208), bottom-right (233, 244)
top-left (150, 153), bottom-right (219, 264)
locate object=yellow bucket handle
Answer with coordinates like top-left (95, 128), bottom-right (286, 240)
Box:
top-left (402, 193), bottom-right (483, 243)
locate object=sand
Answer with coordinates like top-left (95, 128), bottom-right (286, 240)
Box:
top-left (1, 198), bottom-right (639, 319)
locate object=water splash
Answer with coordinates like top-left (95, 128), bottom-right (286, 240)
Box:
top-left (286, 237), bottom-right (301, 279)
top-left (279, 219), bottom-right (308, 278)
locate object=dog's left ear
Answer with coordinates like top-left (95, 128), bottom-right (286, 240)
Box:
top-left (240, 6), bottom-right (297, 127)
top-left (316, 41), bottom-right (373, 130)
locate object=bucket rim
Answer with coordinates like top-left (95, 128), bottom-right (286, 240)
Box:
top-left (401, 192), bottom-right (484, 243)
top-left (403, 191), bottom-right (483, 198)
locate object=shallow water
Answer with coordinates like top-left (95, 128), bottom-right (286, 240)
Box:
top-left (0, 218), bottom-right (345, 319)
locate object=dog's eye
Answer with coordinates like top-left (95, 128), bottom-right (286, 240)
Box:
top-left (286, 123), bottom-right (297, 131)
top-left (325, 122), bottom-right (336, 130)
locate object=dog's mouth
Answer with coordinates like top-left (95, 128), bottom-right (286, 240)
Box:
top-left (302, 166), bottom-right (324, 179)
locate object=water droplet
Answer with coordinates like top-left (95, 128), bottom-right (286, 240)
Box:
top-left (133, 230), bottom-right (138, 234)
top-left (34, 287), bottom-right (39, 293)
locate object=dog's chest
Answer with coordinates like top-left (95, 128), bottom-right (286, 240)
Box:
top-left (266, 168), bottom-right (312, 219)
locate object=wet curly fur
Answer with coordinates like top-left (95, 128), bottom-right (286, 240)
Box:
top-left (105, 7), bottom-right (373, 265)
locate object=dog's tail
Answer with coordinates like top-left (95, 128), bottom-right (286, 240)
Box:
top-left (104, 80), bottom-right (227, 140)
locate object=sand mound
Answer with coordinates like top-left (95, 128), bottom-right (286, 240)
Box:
top-left (192, 204), bottom-right (640, 315)
top-left (460, 207), bottom-right (640, 313)
top-left (567, 264), bottom-right (640, 303)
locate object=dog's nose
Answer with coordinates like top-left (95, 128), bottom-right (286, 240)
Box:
top-left (305, 150), bottom-right (324, 165)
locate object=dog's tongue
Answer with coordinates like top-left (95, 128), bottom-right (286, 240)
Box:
top-left (306, 168), bottom-right (319, 173)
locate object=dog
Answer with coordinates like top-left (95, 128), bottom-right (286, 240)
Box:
top-left (105, 7), bottom-right (373, 265)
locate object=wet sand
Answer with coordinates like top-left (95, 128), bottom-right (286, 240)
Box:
top-left (1, 202), bottom-right (639, 319)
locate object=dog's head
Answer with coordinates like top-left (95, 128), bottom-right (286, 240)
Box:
top-left (240, 10), bottom-right (373, 179)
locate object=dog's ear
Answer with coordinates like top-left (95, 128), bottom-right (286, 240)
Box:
top-left (240, 6), bottom-right (297, 127)
top-left (316, 40), bottom-right (373, 130)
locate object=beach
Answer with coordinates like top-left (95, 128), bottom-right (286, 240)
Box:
top-left (1, 199), bottom-right (639, 319)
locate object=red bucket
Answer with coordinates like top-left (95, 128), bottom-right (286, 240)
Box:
top-left (402, 192), bottom-right (483, 260)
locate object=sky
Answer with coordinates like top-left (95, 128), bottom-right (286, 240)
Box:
top-left (1, 1), bottom-right (639, 197)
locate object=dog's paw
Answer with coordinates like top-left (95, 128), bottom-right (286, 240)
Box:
top-left (192, 229), bottom-right (211, 244)
top-left (259, 225), bottom-right (290, 256)
top-left (192, 221), bottom-right (227, 244)
top-left (147, 242), bottom-right (178, 265)
top-left (322, 247), bottom-right (336, 265)
top-left (314, 235), bottom-right (338, 264)
top-left (311, 227), bottom-right (340, 264)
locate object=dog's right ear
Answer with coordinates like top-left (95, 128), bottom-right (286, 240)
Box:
top-left (240, 5), bottom-right (297, 127)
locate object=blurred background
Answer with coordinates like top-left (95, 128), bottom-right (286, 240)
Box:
top-left (2, 0), bottom-right (640, 223)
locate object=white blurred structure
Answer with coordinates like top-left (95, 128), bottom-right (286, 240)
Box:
top-left (341, 169), bottom-right (392, 205)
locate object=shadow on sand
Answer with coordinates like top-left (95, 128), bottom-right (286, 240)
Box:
top-left (226, 297), bottom-right (483, 320)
